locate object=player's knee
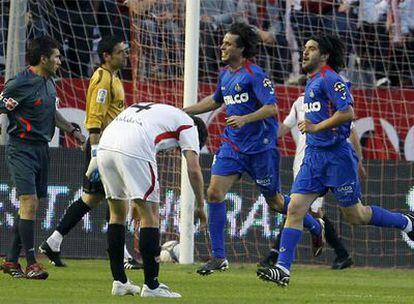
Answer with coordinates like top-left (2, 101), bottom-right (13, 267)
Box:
top-left (83, 193), bottom-right (103, 209)
top-left (207, 186), bottom-right (225, 202)
top-left (342, 211), bottom-right (365, 225)
top-left (265, 195), bottom-right (284, 212)
top-left (286, 202), bottom-right (306, 220)
top-left (19, 196), bottom-right (38, 219)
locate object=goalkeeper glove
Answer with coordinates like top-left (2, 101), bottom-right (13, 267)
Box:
top-left (85, 145), bottom-right (100, 183)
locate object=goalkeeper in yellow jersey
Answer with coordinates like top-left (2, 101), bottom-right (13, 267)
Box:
top-left (40, 36), bottom-right (140, 270)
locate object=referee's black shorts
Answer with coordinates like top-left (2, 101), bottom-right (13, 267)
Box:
top-left (83, 138), bottom-right (105, 195)
top-left (6, 137), bottom-right (49, 199)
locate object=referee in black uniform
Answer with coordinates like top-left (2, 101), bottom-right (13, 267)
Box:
top-left (0, 36), bottom-right (85, 279)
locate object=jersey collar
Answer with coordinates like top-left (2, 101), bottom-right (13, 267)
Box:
top-left (309, 65), bottom-right (333, 79)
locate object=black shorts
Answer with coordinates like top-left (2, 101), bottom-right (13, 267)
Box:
top-left (7, 138), bottom-right (49, 198)
top-left (83, 138), bottom-right (105, 195)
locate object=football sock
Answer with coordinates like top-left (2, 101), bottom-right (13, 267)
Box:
top-left (369, 206), bottom-right (409, 230)
top-left (303, 214), bottom-right (322, 236)
top-left (323, 216), bottom-right (348, 259)
top-left (276, 227), bottom-right (302, 272)
top-left (139, 227), bottom-right (160, 290)
top-left (56, 197), bottom-right (91, 236)
top-left (19, 219), bottom-right (36, 266)
top-left (107, 224), bottom-right (127, 284)
top-left (7, 215), bottom-right (22, 263)
top-left (46, 230), bottom-right (63, 252)
top-left (208, 201), bottom-right (226, 258)
top-left (272, 227), bottom-right (282, 252)
top-left (282, 195), bottom-right (321, 236)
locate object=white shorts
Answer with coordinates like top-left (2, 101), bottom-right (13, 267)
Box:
top-left (97, 150), bottom-right (160, 202)
top-left (293, 161), bottom-right (324, 213)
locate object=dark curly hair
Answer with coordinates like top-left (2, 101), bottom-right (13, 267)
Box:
top-left (309, 34), bottom-right (346, 73)
top-left (189, 115), bottom-right (208, 150)
top-left (228, 22), bottom-right (258, 59)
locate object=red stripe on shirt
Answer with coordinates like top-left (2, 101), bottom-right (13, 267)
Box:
top-left (18, 116), bottom-right (32, 132)
top-left (143, 162), bottom-right (156, 201)
top-left (154, 125), bottom-right (192, 145)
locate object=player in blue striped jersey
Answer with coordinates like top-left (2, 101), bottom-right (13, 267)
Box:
top-left (257, 34), bottom-right (414, 287)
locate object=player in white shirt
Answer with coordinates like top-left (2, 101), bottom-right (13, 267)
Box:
top-left (87, 103), bottom-right (208, 298)
top-left (259, 94), bottom-right (366, 270)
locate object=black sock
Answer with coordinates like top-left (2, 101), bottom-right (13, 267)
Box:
top-left (19, 219), bottom-right (36, 266)
top-left (7, 215), bottom-right (22, 263)
top-left (107, 224), bottom-right (127, 283)
top-left (139, 228), bottom-right (160, 290)
top-left (56, 198), bottom-right (91, 236)
top-left (272, 228), bottom-right (282, 252)
top-left (105, 206), bottom-right (110, 223)
top-left (323, 216), bottom-right (349, 259)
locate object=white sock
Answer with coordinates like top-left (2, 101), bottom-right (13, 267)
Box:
top-left (403, 216), bottom-right (413, 233)
top-left (124, 245), bottom-right (132, 261)
top-left (46, 231), bottom-right (63, 252)
top-left (275, 264), bottom-right (290, 275)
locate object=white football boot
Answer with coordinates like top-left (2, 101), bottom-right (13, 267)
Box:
top-left (140, 283), bottom-right (181, 298)
top-left (112, 280), bottom-right (141, 296)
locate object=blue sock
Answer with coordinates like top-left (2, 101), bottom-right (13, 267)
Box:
top-left (276, 228), bottom-right (302, 271)
top-left (208, 202), bottom-right (227, 258)
top-left (369, 206), bottom-right (408, 229)
top-left (282, 194), bottom-right (321, 236)
top-left (303, 214), bottom-right (321, 236)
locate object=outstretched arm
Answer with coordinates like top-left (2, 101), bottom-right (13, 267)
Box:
top-left (183, 150), bottom-right (207, 230)
top-left (183, 94), bottom-right (221, 115)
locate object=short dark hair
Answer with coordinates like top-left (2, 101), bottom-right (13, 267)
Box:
top-left (190, 115), bottom-right (208, 150)
top-left (98, 36), bottom-right (124, 63)
top-left (309, 34), bottom-right (346, 72)
top-left (27, 36), bottom-right (60, 66)
top-left (228, 22), bottom-right (258, 59)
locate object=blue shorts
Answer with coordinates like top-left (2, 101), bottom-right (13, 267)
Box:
top-left (211, 143), bottom-right (280, 198)
top-left (291, 141), bottom-right (361, 207)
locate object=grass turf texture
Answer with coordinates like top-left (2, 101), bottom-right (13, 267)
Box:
top-left (0, 260), bottom-right (413, 303)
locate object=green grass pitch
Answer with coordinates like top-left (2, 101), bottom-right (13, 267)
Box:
top-left (1, 260), bottom-right (413, 303)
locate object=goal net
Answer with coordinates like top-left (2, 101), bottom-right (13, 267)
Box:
top-left (0, 0), bottom-right (413, 267)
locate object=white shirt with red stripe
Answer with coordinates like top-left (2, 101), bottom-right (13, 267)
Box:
top-left (99, 103), bottom-right (200, 163)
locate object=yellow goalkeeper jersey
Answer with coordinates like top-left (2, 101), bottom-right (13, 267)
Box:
top-left (85, 66), bottom-right (125, 131)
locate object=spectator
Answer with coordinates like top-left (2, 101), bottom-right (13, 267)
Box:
top-left (387, 0), bottom-right (414, 87)
top-left (199, 0), bottom-right (236, 79)
top-left (128, 0), bottom-right (184, 80)
top-left (0, 0), bottom-right (9, 75)
top-left (237, 0), bottom-right (290, 83)
top-left (354, 0), bottom-right (390, 87)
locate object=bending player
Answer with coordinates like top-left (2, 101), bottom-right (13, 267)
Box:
top-left (257, 34), bottom-right (414, 287)
top-left (89, 103), bottom-right (208, 297)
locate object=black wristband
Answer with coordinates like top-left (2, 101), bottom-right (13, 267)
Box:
top-left (70, 123), bottom-right (81, 135)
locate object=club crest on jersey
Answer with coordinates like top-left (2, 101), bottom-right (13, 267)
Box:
top-left (96, 88), bottom-right (107, 104)
top-left (334, 82), bottom-right (347, 100)
top-left (223, 92), bottom-right (250, 105)
top-left (309, 89), bottom-right (315, 98)
top-left (234, 83), bottom-right (242, 92)
top-left (263, 78), bottom-right (275, 94)
top-left (303, 101), bottom-right (321, 113)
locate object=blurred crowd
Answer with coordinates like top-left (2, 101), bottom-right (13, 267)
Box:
top-left (0, 0), bottom-right (413, 87)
